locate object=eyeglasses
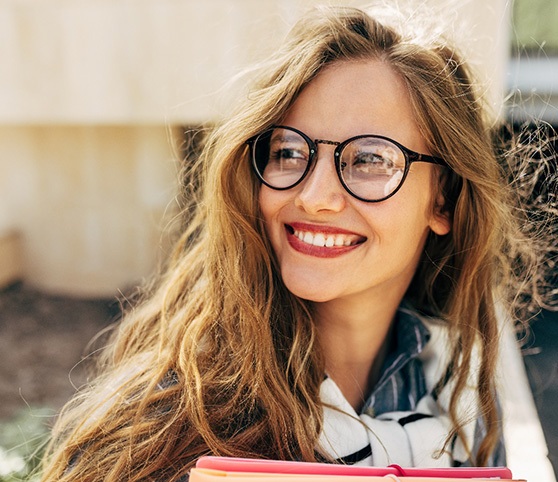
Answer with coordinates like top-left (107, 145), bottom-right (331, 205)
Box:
top-left (247, 125), bottom-right (447, 202)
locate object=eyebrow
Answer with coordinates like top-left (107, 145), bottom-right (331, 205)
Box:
top-left (270, 133), bottom-right (303, 143)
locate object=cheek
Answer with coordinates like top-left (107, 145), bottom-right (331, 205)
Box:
top-left (258, 188), bottom-right (274, 224)
top-left (398, 169), bottom-right (443, 230)
top-left (258, 187), bottom-right (285, 236)
top-left (367, 183), bottom-right (436, 245)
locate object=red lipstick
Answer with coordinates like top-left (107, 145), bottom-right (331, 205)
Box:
top-left (285, 222), bottom-right (366, 258)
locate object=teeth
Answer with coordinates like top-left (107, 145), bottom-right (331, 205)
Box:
top-left (312, 234), bottom-right (325, 247)
top-left (293, 229), bottom-right (359, 248)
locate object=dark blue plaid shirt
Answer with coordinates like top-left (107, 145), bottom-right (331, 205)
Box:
top-left (361, 308), bottom-right (430, 418)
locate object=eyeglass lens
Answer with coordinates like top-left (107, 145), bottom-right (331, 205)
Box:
top-left (252, 127), bottom-right (407, 201)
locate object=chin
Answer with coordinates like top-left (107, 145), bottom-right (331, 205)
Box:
top-left (282, 281), bottom-right (334, 303)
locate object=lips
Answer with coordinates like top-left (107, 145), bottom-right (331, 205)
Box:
top-left (285, 222), bottom-right (366, 257)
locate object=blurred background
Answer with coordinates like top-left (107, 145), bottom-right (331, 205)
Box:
top-left (0, 0), bottom-right (556, 480)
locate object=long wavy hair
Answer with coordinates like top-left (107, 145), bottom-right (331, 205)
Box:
top-left (41, 5), bottom-right (556, 481)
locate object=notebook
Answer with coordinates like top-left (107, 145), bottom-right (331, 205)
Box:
top-left (189, 456), bottom-right (522, 481)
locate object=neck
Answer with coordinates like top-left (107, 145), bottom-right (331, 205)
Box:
top-left (314, 295), bottom-right (400, 411)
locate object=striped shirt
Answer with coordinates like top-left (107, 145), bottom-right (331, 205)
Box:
top-left (351, 306), bottom-right (506, 467)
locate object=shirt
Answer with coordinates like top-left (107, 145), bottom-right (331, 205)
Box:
top-left (350, 306), bottom-right (506, 467)
top-left (361, 307), bottom-right (430, 418)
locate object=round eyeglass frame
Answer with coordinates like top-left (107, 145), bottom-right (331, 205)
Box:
top-left (246, 125), bottom-right (448, 203)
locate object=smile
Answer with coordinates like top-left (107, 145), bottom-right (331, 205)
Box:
top-left (285, 223), bottom-right (366, 252)
top-left (293, 228), bottom-right (361, 247)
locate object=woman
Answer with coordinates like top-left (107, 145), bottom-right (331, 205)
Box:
top-left (41, 5), bottom-right (555, 481)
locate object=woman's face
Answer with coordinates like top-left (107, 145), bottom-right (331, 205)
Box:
top-left (259, 60), bottom-right (450, 308)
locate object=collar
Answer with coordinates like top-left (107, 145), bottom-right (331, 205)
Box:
top-left (359, 304), bottom-right (431, 416)
top-left (371, 305), bottom-right (430, 393)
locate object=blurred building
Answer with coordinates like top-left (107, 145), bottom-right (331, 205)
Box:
top-left (0, 0), bottom-right (519, 296)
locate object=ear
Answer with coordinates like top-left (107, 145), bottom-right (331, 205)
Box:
top-left (429, 192), bottom-right (451, 236)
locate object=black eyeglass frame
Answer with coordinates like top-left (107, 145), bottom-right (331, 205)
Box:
top-left (246, 125), bottom-right (448, 203)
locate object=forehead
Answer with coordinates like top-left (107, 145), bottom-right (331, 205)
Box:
top-left (282, 60), bottom-right (426, 152)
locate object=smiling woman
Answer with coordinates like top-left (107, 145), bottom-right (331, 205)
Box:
top-left (40, 5), bottom-right (556, 482)
top-left (259, 61), bottom-right (450, 313)
top-left (258, 61), bottom-right (451, 410)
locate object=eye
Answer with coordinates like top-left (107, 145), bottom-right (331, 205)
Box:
top-left (267, 140), bottom-right (309, 171)
top-left (351, 151), bottom-right (395, 173)
top-left (270, 147), bottom-right (306, 162)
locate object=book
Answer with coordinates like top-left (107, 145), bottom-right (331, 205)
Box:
top-left (189, 456), bottom-right (522, 481)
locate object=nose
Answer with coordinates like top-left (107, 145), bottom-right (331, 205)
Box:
top-left (294, 145), bottom-right (347, 214)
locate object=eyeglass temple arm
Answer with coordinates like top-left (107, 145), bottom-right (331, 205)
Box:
top-left (413, 153), bottom-right (448, 167)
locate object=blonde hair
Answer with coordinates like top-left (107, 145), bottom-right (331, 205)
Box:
top-left (41, 6), bottom-right (556, 480)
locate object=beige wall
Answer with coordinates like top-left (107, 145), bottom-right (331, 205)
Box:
top-left (0, 0), bottom-right (511, 296)
top-left (0, 0), bottom-right (510, 124)
top-left (0, 126), bottom-right (178, 295)
top-left (0, 0), bottom-right (327, 124)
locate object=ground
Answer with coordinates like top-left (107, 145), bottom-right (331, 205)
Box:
top-left (0, 283), bottom-right (120, 422)
top-left (0, 283), bottom-right (556, 478)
